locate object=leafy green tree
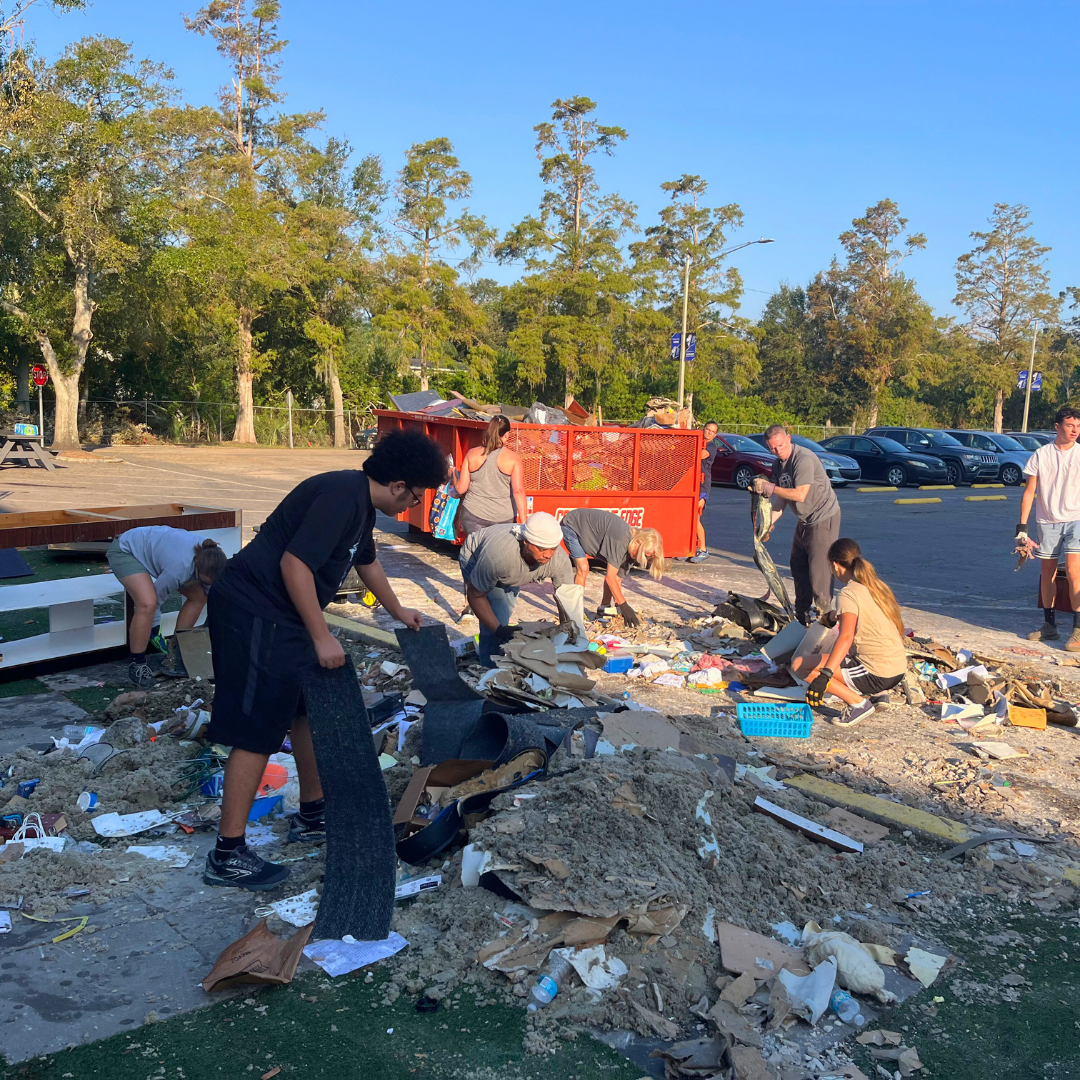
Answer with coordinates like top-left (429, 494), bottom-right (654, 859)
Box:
top-left (293, 139), bottom-right (385, 444)
top-left (497, 96), bottom-right (636, 405)
top-left (374, 137), bottom-right (494, 391)
top-left (176, 0), bottom-right (323, 442)
top-left (0, 36), bottom-right (175, 447)
top-left (630, 174), bottom-right (757, 394)
top-left (954, 204), bottom-right (1059, 432)
top-left (812, 200), bottom-right (932, 427)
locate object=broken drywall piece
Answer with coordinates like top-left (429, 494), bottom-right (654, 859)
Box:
top-left (776, 955), bottom-right (836, 1025)
top-left (552, 945), bottom-right (627, 990)
top-left (968, 740), bottom-right (1027, 760)
top-left (719, 970), bottom-right (757, 1007)
top-left (904, 947), bottom-right (947, 988)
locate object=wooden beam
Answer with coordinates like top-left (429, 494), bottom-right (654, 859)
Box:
top-left (752, 796), bottom-right (863, 853)
top-left (787, 774), bottom-right (972, 845)
top-left (324, 612), bottom-right (398, 647)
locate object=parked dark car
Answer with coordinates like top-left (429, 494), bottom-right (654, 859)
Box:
top-left (709, 433), bottom-right (775, 489)
top-left (944, 430), bottom-right (1031, 486)
top-left (864, 426), bottom-right (999, 485)
top-left (1006, 430), bottom-right (1054, 448)
top-left (1004, 431), bottom-right (1047, 450)
top-left (746, 433), bottom-right (861, 485)
top-left (819, 435), bottom-right (949, 487)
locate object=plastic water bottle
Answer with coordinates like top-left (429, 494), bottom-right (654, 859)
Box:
top-left (830, 988), bottom-right (864, 1026)
top-left (527, 954), bottom-right (572, 1012)
top-left (62, 725), bottom-right (101, 740)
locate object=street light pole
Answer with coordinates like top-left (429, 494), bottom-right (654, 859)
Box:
top-left (1021, 320), bottom-right (1039, 433)
top-left (675, 238), bottom-right (774, 418)
top-left (677, 255), bottom-right (691, 413)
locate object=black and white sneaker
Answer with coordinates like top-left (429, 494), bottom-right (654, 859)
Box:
top-left (869, 691), bottom-right (891, 708)
top-left (127, 660), bottom-right (156, 689)
top-left (286, 815), bottom-right (326, 845)
top-left (203, 846), bottom-right (289, 890)
top-left (833, 699), bottom-right (876, 728)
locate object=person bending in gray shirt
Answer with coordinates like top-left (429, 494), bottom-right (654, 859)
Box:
top-left (753, 424), bottom-right (840, 625)
top-left (460, 512), bottom-right (574, 665)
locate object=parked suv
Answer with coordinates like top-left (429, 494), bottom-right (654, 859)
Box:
top-left (945, 430), bottom-right (1031, 486)
top-left (864, 427), bottom-right (999, 486)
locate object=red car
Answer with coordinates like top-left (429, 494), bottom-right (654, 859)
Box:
top-left (709, 433), bottom-right (775, 489)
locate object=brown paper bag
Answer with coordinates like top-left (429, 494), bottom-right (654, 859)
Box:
top-left (202, 919), bottom-right (313, 992)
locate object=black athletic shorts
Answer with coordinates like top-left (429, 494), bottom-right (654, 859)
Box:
top-left (839, 654), bottom-right (905, 697)
top-left (206, 592), bottom-right (318, 755)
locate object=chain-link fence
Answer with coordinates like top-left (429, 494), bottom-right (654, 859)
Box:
top-left (70, 399), bottom-right (380, 448)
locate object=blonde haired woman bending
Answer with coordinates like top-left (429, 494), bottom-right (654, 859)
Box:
top-left (790, 538), bottom-right (907, 727)
top-left (559, 507), bottom-right (664, 628)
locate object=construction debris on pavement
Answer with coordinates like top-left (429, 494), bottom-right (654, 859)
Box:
top-left (4, 585), bottom-right (1080, 1077)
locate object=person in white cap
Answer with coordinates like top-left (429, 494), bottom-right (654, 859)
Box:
top-left (459, 511), bottom-right (575, 665)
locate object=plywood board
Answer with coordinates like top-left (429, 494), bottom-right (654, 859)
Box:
top-left (824, 807), bottom-right (891, 844)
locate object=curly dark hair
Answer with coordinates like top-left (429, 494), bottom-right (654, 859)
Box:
top-left (363, 429), bottom-right (447, 489)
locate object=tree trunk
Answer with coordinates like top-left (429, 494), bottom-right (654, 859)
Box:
top-left (993, 389), bottom-right (1004, 434)
top-left (16, 356), bottom-right (28, 413)
top-left (330, 369), bottom-right (345, 448)
top-left (51, 368), bottom-right (81, 450)
top-left (419, 371), bottom-right (429, 392)
top-left (866, 395), bottom-right (880, 429)
top-left (564, 367), bottom-right (573, 409)
top-left (232, 308), bottom-right (258, 444)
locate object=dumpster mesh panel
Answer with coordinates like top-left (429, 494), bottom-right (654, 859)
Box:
top-left (506, 428), bottom-right (568, 491)
top-left (638, 433), bottom-right (698, 492)
top-left (569, 430), bottom-right (635, 491)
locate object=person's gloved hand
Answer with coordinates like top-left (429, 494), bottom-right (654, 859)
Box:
top-left (805, 667), bottom-right (833, 707)
top-left (752, 477), bottom-right (776, 497)
top-left (492, 623), bottom-right (522, 644)
top-left (617, 602), bottom-right (641, 628)
top-left (1015, 523), bottom-right (1035, 549)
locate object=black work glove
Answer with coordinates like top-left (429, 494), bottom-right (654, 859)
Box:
top-left (1015, 523), bottom-right (1029, 544)
top-left (492, 623), bottom-right (521, 644)
top-left (806, 667), bottom-right (833, 707)
top-left (617, 602), bottom-right (641, 628)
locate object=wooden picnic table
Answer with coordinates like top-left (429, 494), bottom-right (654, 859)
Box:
top-left (0, 430), bottom-right (56, 471)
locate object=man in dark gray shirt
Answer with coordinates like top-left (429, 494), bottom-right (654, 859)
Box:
top-left (753, 424), bottom-right (840, 624)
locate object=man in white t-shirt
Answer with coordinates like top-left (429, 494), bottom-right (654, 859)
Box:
top-left (1016, 406), bottom-right (1080, 650)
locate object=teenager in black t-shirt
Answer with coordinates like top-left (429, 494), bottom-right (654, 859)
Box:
top-left (203, 430), bottom-right (447, 890)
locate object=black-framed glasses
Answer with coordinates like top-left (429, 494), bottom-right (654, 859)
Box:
top-left (406, 487), bottom-right (423, 506)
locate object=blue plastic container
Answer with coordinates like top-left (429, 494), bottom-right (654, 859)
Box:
top-left (603, 651), bottom-right (634, 674)
top-left (200, 772), bottom-right (225, 798)
top-left (736, 702), bottom-right (813, 739)
top-left (248, 794), bottom-right (283, 821)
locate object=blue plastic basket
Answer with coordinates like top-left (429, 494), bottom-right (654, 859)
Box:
top-left (737, 702), bottom-right (813, 739)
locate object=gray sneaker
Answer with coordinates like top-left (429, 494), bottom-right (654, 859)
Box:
top-left (1028, 621), bottom-right (1060, 641)
top-left (127, 660), bottom-right (156, 688)
top-left (688, 549), bottom-right (711, 563)
top-left (834, 699), bottom-right (876, 727)
top-left (1067, 628), bottom-right (1080, 654)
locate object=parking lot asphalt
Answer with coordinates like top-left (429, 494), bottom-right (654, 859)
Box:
top-left (699, 481), bottom-right (1035, 638)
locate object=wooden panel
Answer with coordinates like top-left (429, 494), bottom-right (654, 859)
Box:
top-left (0, 574), bottom-right (124, 612)
top-left (49, 599), bottom-right (95, 633)
top-left (0, 504), bottom-right (240, 549)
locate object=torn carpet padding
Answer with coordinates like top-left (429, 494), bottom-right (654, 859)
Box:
top-left (395, 624), bottom-right (502, 765)
top-left (301, 663), bottom-right (395, 942)
top-left (750, 489), bottom-right (794, 617)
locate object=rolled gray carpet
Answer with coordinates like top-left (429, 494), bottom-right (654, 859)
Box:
top-left (301, 663), bottom-right (395, 942)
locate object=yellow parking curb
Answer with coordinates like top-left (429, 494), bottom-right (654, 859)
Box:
top-left (857, 486), bottom-right (897, 492)
top-left (788, 775), bottom-right (971, 843)
top-left (920, 484), bottom-right (954, 490)
top-left (971, 483), bottom-right (1005, 488)
top-left (966, 495), bottom-right (1007, 502)
top-left (895, 497), bottom-right (942, 505)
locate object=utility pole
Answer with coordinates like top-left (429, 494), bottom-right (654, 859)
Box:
top-left (676, 255), bottom-right (691, 416)
top-left (1021, 321), bottom-right (1039, 433)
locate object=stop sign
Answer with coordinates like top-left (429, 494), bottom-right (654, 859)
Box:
top-left (31, 365), bottom-right (47, 387)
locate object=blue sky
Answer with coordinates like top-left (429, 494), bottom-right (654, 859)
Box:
top-left (26, 0), bottom-right (1080, 320)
